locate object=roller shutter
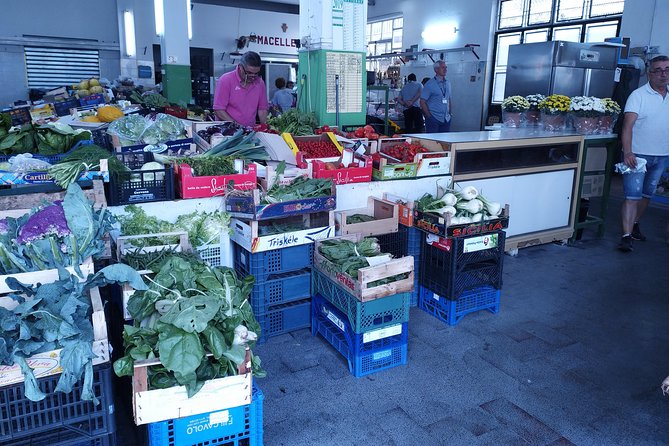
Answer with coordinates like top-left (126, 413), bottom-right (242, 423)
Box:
top-left (25, 46), bottom-right (100, 89)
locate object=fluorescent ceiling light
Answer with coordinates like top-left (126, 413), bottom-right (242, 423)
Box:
top-left (124, 10), bottom-right (136, 57)
top-left (154, 0), bottom-right (164, 37)
top-left (421, 23), bottom-right (458, 45)
top-left (187, 0), bottom-right (193, 40)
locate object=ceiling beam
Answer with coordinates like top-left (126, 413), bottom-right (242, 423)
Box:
top-left (194, 0), bottom-right (298, 14)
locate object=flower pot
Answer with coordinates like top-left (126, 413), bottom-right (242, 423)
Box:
top-left (597, 113), bottom-right (618, 134)
top-left (571, 115), bottom-right (600, 135)
top-left (502, 111), bottom-right (524, 128)
top-left (524, 109), bottom-right (541, 126)
top-left (541, 111), bottom-right (567, 132)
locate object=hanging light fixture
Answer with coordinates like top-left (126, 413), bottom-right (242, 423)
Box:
top-left (154, 0), bottom-right (165, 37)
top-left (187, 0), bottom-right (193, 40)
top-left (124, 10), bottom-right (136, 57)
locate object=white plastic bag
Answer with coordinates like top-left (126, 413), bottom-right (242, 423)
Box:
top-left (8, 154), bottom-right (52, 172)
top-left (615, 157), bottom-right (647, 174)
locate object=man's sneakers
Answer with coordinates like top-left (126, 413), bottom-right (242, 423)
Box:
top-left (631, 222), bottom-right (646, 241)
top-left (618, 235), bottom-right (633, 252)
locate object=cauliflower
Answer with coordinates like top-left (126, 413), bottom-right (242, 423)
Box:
top-left (16, 202), bottom-right (71, 244)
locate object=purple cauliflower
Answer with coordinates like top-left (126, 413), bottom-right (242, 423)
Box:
top-left (17, 202), bottom-right (71, 244)
top-left (0, 218), bottom-right (8, 235)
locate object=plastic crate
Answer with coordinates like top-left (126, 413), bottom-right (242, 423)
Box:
top-left (90, 127), bottom-right (111, 149)
top-left (233, 242), bottom-right (313, 282)
top-left (197, 233), bottom-right (233, 268)
top-left (148, 385), bottom-right (263, 446)
top-left (3, 430), bottom-right (115, 446)
top-left (312, 294), bottom-right (408, 377)
top-left (377, 224), bottom-right (422, 258)
top-left (53, 98), bottom-right (80, 116)
top-left (0, 362), bottom-right (115, 445)
top-left (0, 139), bottom-right (94, 164)
top-left (419, 231), bottom-right (505, 301)
top-left (79, 94), bottom-right (105, 107)
top-left (377, 226), bottom-right (422, 307)
top-left (105, 151), bottom-right (175, 205)
top-left (418, 285), bottom-right (500, 326)
top-left (312, 269), bottom-right (410, 334)
top-left (256, 298), bottom-right (311, 342)
top-left (250, 268), bottom-right (311, 315)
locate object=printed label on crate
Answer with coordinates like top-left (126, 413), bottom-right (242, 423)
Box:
top-left (362, 323), bottom-right (402, 343)
top-left (208, 409), bottom-right (231, 426)
top-left (426, 234), bottom-right (451, 252)
top-left (365, 253), bottom-right (392, 266)
top-left (0, 353), bottom-right (61, 383)
top-left (322, 305), bottom-right (346, 332)
top-left (462, 233), bottom-right (498, 253)
top-left (372, 349), bottom-right (393, 361)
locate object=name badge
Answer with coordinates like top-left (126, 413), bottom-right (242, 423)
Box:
top-left (442, 98), bottom-right (448, 105)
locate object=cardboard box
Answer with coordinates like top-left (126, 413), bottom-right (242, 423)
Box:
top-left (413, 205), bottom-right (510, 238)
top-left (383, 193), bottom-right (414, 227)
top-left (230, 211), bottom-right (335, 253)
top-left (192, 121), bottom-right (234, 151)
top-left (335, 196), bottom-right (398, 236)
top-left (225, 184), bottom-right (336, 220)
top-left (310, 153), bottom-right (373, 185)
top-left (283, 132), bottom-right (344, 166)
top-left (371, 137), bottom-right (451, 180)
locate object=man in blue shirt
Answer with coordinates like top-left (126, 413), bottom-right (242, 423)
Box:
top-left (398, 73), bottom-right (423, 133)
top-left (420, 60), bottom-right (452, 133)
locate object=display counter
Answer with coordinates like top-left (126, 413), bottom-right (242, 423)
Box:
top-left (406, 129), bottom-right (586, 252)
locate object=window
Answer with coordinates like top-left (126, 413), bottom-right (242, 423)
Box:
top-left (25, 47), bottom-right (100, 90)
top-left (491, 0), bottom-right (623, 103)
top-left (366, 16), bottom-right (403, 72)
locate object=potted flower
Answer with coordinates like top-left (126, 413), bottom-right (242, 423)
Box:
top-left (538, 94), bottom-right (571, 131)
top-left (569, 96), bottom-right (605, 134)
top-left (598, 98), bottom-right (621, 134)
top-left (501, 95), bottom-right (530, 128)
top-left (524, 94), bottom-right (545, 126)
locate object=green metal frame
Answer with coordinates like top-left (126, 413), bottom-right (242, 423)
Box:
top-left (570, 135), bottom-right (618, 242)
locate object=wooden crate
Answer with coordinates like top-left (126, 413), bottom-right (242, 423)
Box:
top-left (115, 231), bottom-right (191, 263)
top-left (0, 257), bottom-right (94, 296)
top-left (0, 286), bottom-right (109, 387)
top-left (259, 162), bottom-right (312, 190)
top-left (335, 196), bottom-right (398, 236)
top-left (0, 179), bottom-right (106, 211)
top-left (132, 349), bottom-right (253, 425)
top-left (314, 234), bottom-right (414, 302)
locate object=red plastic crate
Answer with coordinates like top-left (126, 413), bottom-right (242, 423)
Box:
top-left (175, 162), bottom-right (257, 199)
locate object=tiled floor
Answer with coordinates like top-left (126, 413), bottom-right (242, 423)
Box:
top-left (115, 182), bottom-right (669, 445)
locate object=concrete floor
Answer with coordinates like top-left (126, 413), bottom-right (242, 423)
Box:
top-left (115, 180), bottom-right (669, 446)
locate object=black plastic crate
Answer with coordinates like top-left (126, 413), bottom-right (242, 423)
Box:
top-left (105, 151), bottom-right (175, 205)
top-left (377, 225), bottom-right (422, 307)
top-left (419, 231), bottom-right (505, 301)
top-left (0, 362), bottom-right (116, 445)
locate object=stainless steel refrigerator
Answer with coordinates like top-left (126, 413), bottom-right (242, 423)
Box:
top-left (504, 41), bottom-right (619, 98)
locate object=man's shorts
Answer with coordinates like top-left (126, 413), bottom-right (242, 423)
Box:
top-left (623, 154), bottom-right (668, 200)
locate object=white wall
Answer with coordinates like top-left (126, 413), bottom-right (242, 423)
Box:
top-left (120, 1), bottom-right (299, 81)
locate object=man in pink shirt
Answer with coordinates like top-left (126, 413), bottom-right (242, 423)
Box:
top-left (213, 51), bottom-right (269, 127)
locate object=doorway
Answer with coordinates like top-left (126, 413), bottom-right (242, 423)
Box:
top-left (153, 45), bottom-right (214, 107)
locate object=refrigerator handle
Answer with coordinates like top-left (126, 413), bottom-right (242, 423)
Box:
top-left (583, 69), bottom-right (592, 96)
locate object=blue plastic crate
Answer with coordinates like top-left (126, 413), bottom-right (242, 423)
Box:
top-left (377, 226), bottom-right (421, 307)
top-left (418, 285), bottom-right (500, 326)
top-left (234, 242), bottom-right (313, 282)
top-left (312, 294), bottom-right (407, 377)
top-left (312, 269), bottom-right (410, 334)
top-left (148, 385), bottom-right (263, 446)
top-left (53, 98), bottom-right (81, 116)
top-left (256, 298), bottom-right (311, 342)
top-left (4, 430), bottom-right (115, 446)
top-left (0, 362), bottom-right (115, 445)
top-left (420, 231), bottom-right (505, 301)
top-left (250, 268), bottom-right (311, 315)
top-left (312, 294), bottom-right (407, 356)
top-left (0, 139), bottom-right (94, 164)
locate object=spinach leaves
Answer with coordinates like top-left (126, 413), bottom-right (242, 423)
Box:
top-left (114, 256), bottom-right (265, 397)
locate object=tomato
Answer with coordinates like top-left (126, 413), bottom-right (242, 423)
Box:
top-left (321, 125), bottom-right (331, 132)
top-left (364, 125), bottom-right (375, 132)
top-left (354, 128), bottom-right (366, 138)
top-left (314, 128), bottom-right (323, 135)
